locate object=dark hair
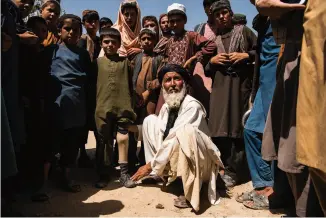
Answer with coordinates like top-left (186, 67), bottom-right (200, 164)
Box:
top-left (27, 16), bottom-right (47, 29)
top-left (82, 11), bottom-right (100, 23)
top-left (41, 0), bottom-right (61, 11)
top-left (203, 0), bottom-right (218, 7)
top-left (121, 2), bottom-right (138, 14)
top-left (168, 10), bottom-right (187, 22)
top-left (139, 28), bottom-right (156, 39)
top-left (99, 27), bottom-right (121, 43)
top-left (142, 16), bottom-right (158, 28)
top-left (58, 14), bottom-right (82, 35)
top-left (100, 17), bottom-right (113, 27)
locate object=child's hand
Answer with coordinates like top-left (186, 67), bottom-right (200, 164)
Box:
top-left (147, 79), bottom-right (160, 91)
top-left (127, 48), bottom-right (142, 57)
top-left (2, 33), bottom-right (12, 52)
top-left (183, 55), bottom-right (197, 69)
top-left (18, 31), bottom-right (39, 45)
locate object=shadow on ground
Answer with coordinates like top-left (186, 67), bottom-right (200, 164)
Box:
top-left (8, 148), bottom-right (125, 217)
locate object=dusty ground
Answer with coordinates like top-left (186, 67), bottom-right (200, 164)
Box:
top-left (11, 133), bottom-right (282, 217)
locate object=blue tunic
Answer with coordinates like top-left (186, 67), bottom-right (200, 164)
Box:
top-left (49, 44), bottom-right (91, 130)
top-left (245, 24), bottom-right (280, 133)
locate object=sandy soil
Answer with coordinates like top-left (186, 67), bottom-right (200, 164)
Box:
top-left (11, 133), bottom-right (282, 217)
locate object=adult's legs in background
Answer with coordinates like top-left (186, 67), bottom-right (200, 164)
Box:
top-left (213, 137), bottom-right (250, 187)
top-left (309, 168), bottom-right (326, 216)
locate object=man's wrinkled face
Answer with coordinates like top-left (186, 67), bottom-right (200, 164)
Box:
top-left (163, 72), bottom-right (184, 94)
top-left (160, 15), bottom-right (169, 33)
top-left (162, 72), bottom-right (186, 109)
top-left (214, 8), bottom-right (232, 28)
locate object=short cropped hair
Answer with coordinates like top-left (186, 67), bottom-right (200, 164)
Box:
top-left (203, 0), bottom-right (218, 7)
top-left (139, 28), bottom-right (157, 39)
top-left (142, 16), bottom-right (158, 28)
top-left (82, 11), bottom-right (100, 23)
top-left (58, 14), bottom-right (82, 35)
top-left (100, 17), bottom-right (113, 27)
top-left (99, 27), bottom-right (121, 43)
top-left (27, 16), bottom-right (47, 29)
top-left (168, 10), bottom-right (187, 22)
top-left (121, 2), bottom-right (138, 14)
top-left (41, 0), bottom-right (61, 11)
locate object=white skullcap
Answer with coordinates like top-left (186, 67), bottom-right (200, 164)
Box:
top-left (167, 3), bottom-right (186, 14)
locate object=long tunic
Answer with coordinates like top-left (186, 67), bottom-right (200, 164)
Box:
top-left (296, 0), bottom-right (326, 173)
top-left (245, 22), bottom-right (280, 133)
top-left (261, 9), bottom-right (305, 174)
top-left (139, 95), bottom-right (223, 212)
top-left (132, 53), bottom-right (163, 123)
top-left (95, 55), bottom-right (136, 138)
top-left (49, 44), bottom-right (90, 130)
top-left (192, 22), bottom-right (217, 114)
top-left (206, 26), bottom-right (256, 138)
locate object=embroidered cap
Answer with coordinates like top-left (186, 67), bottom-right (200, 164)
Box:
top-left (167, 3), bottom-right (186, 14)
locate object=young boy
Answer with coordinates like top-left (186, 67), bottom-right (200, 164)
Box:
top-left (79, 10), bottom-right (101, 61)
top-left (77, 9), bottom-right (101, 168)
top-left (131, 27), bottom-right (163, 165)
top-left (47, 14), bottom-right (91, 193)
top-left (99, 17), bottom-right (113, 31)
top-left (133, 27), bottom-right (163, 124)
top-left (95, 28), bottom-right (137, 189)
top-left (40, 0), bottom-right (61, 47)
top-left (142, 16), bottom-right (159, 45)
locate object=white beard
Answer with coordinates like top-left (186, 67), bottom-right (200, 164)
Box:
top-left (162, 85), bottom-right (187, 109)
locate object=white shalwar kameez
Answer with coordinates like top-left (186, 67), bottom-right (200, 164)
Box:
top-left (138, 95), bottom-right (224, 212)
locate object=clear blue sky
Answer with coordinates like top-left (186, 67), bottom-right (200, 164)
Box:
top-left (62, 0), bottom-right (258, 31)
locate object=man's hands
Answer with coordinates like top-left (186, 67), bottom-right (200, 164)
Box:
top-left (131, 162), bottom-right (152, 181)
top-left (18, 31), bottom-right (39, 45)
top-left (228, 52), bottom-right (249, 64)
top-left (127, 48), bottom-right (142, 57)
top-left (210, 53), bottom-right (230, 65)
top-left (255, 0), bottom-right (306, 19)
top-left (210, 52), bottom-right (249, 65)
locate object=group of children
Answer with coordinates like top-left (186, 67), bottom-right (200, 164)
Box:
top-left (2, 0), bottom-right (218, 203)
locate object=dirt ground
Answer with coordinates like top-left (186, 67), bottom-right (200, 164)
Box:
top-left (11, 133), bottom-right (282, 217)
